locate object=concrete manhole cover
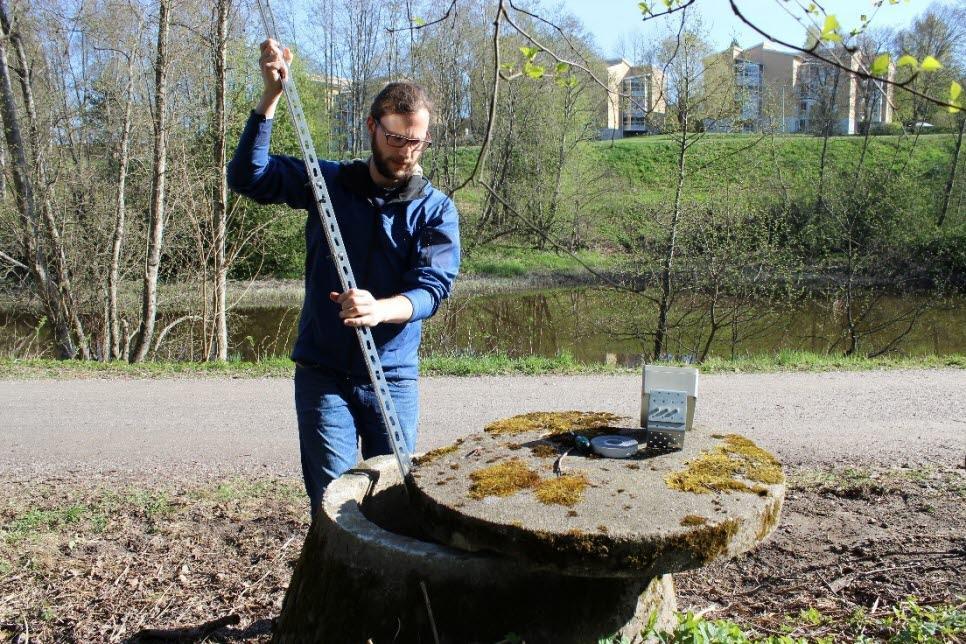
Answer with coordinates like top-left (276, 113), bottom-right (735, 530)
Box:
top-left (410, 411), bottom-right (786, 578)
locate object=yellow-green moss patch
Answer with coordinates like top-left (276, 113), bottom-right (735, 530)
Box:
top-left (665, 434), bottom-right (784, 495)
top-left (532, 528), bottom-right (610, 558)
top-left (530, 443), bottom-right (559, 458)
top-left (680, 515), bottom-right (708, 527)
top-left (719, 435), bottom-right (784, 484)
top-left (667, 518), bottom-right (740, 562)
top-left (484, 411), bottom-right (621, 436)
top-left (413, 441), bottom-right (461, 466)
top-left (756, 497), bottom-right (783, 541)
top-left (468, 459), bottom-right (540, 500)
top-left (534, 474), bottom-right (589, 506)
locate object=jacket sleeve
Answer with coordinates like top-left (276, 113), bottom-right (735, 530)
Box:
top-left (400, 197), bottom-right (461, 322)
top-left (226, 111), bottom-right (312, 211)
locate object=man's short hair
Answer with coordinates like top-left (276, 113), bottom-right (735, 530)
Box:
top-left (369, 82), bottom-right (434, 122)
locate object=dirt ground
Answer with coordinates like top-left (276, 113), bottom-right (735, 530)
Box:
top-left (676, 465), bottom-right (965, 641)
top-left (0, 463), bottom-right (962, 643)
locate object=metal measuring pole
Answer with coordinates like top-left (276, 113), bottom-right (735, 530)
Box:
top-left (254, 0), bottom-right (412, 481)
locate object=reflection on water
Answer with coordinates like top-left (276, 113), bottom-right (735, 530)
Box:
top-left (420, 288), bottom-right (964, 366)
top-left (1, 288), bottom-right (963, 363)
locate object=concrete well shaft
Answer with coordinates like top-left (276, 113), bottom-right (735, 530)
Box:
top-left (273, 456), bottom-right (677, 643)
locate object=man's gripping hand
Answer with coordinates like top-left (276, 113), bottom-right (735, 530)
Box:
top-left (329, 289), bottom-right (414, 328)
top-left (256, 39), bottom-right (292, 118)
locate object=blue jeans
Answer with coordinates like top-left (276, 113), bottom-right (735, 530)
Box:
top-left (294, 364), bottom-right (419, 517)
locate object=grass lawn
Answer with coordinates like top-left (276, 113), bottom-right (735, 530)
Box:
top-left (1, 351), bottom-right (961, 379)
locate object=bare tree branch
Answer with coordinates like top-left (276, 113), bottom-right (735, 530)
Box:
top-left (0, 249), bottom-right (27, 271)
top-left (386, 0), bottom-right (457, 34)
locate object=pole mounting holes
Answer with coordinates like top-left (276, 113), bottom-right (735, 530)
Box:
top-left (255, 0), bottom-right (412, 479)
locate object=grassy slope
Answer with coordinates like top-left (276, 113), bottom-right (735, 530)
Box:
top-left (453, 132), bottom-right (958, 275)
top-left (593, 133), bottom-right (955, 201)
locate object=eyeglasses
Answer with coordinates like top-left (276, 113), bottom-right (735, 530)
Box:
top-left (377, 120), bottom-right (432, 151)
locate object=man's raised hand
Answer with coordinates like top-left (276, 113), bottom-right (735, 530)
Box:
top-left (255, 39), bottom-right (292, 117)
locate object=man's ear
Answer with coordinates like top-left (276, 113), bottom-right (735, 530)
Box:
top-left (366, 115), bottom-right (375, 134)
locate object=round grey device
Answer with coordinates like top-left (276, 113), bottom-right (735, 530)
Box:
top-left (590, 435), bottom-right (639, 458)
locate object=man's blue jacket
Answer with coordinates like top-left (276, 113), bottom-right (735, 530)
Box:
top-left (227, 112), bottom-right (460, 381)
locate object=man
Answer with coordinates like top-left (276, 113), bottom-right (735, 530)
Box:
top-left (227, 40), bottom-right (460, 516)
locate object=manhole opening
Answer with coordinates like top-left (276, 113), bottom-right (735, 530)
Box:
top-left (359, 483), bottom-right (441, 543)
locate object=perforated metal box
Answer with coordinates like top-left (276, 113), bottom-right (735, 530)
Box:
top-left (641, 366), bottom-right (699, 451)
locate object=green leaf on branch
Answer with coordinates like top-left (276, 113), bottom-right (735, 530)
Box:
top-left (920, 55), bottom-right (942, 72)
top-left (519, 46), bottom-right (539, 60)
top-left (950, 81), bottom-right (963, 113)
top-left (821, 15), bottom-right (842, 42)
top-left (638, 2), bottom-right (649, 14)
top-left (523, 61), bottom-right (545, 79)
top-left (500, 63), bottom-right (515, 74)
top-left (897, 54), bottom-right (918, 70)
top-left (554, 75), bottom-right (578, 88)
top-left (871, 53), bottom-right (890, 76)
top-left (662, 0), bottom-right (672, 8)
top-left (413, 17), bottom-right (426, 26)
top-left (555, 62), bottom-right (569, 74)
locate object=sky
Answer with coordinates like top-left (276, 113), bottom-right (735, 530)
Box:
top-left (554, 0), bottom-right (932, 58)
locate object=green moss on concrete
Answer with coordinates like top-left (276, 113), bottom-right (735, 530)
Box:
top-left (413, 440), bottom-right (463, 466)
top-left (665, 434), bottom-right (784, 495)
top-left (719, 435), bottom-right (784, 485)
top-left (468, 459), bottom-right (540, 500)
top-left (668, 518), bottom-right (740, 562)
top-left (530, 443), bottom-right (560, 458)
top-left (484, 411), bottom-right (621, 436)
top-left (532, 528), bottom-right (611, 559)
top-left (680, 515), bottom-right (708, 527)
top-left (534, 474), bottom-right (589, 507)
top-left (756, 497), bottom-right (784, 541)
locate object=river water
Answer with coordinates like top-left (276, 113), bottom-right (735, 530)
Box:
top-left (231, 287), bottom-right (964, 365)
top-left (2, 287), bottom-right (962, 363)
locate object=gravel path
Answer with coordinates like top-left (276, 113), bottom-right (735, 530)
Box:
top-left (1, 369), bottom-right (963, 478)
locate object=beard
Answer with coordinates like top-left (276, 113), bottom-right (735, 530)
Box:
top-left (370, 132), bottom-right (414, 183)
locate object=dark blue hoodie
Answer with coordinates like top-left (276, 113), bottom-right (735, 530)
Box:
top-left (227, 111), bottom-right (460, 381)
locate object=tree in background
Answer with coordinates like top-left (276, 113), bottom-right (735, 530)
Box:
top-left (644, 12), bottom-right (737, 360)
top-left (467, 6), bottom-right (604, 251)
top-left (894, 1), bottom-right (965, 127)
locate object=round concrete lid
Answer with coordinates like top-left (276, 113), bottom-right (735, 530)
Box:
top-left (409, 414), bottom-right (785, 578)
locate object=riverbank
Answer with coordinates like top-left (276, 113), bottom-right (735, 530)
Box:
top-left (0, 261), bottom-right (618, 314)
top-left (1, 351), bottom-right (963, 380)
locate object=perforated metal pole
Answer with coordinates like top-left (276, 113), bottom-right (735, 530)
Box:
top-left (255, 0), bottom-right (411, 480)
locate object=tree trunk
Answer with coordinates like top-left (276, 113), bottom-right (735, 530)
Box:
top-left (0, 0), bottom-right (77, 358)
top-left (109, 52), bottom-right (137, 361)
top-left (0, 131), bottom-right (6, 200)
top-left (844, 236), bottom-right (858, 356)
top-left (212, 0), bottom-right (229, 361)
top-left (814, 68), bottom-right (841, 215)
top-left (938, 117), bottom-right (964, 228)
top-left (130, 0), bottom-right (170, 363)
top-left (654, 112), bottom-right (688, 361)
top-left (3, 0), bottom-right (90, 358)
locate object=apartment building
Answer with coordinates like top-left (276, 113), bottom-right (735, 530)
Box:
top-left (703, 41), bottom-right (894, 134)
top-left (601, 58), bottom-right (666, 139)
